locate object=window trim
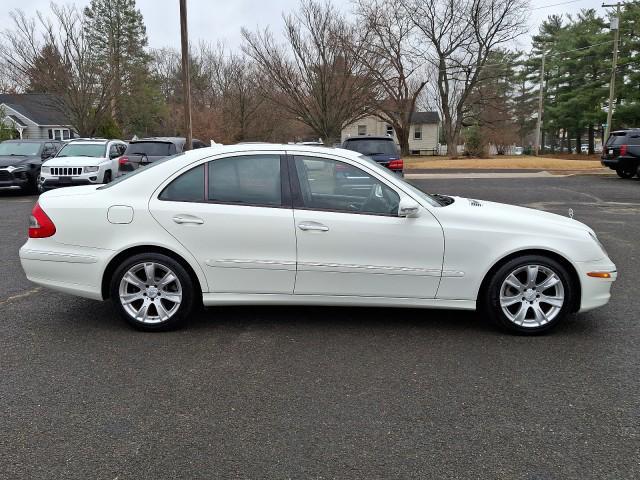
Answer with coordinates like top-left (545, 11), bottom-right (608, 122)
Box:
top-left (414, 125), bottom-right (422, 140)
top-left (158, 153), bottom-right (292, 209)
top-left (286, 154), bottom-right (400, 218)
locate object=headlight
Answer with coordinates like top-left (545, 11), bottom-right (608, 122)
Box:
top-left (6, 165), bottom-right (28, 173)
top-left (41, 166), bottom-right (50, 174)
top-left (84, 166), bottom-right (99, 173)
top-left (589, 231), bottom-right (608, 257)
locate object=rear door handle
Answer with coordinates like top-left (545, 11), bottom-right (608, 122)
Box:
top-left (298, 221), bottom-right (329, 232)
top-left (173, 215), bottom-right (204, 225)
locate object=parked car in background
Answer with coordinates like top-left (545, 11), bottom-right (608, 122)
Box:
top-left (513, 146), bottom-right (524, 155)
top-left (0, 139), bottom-right (61, 193)
top-left (341, 136), bottom-right (403, 176)
top-left (39, 138), bottom-right (127, 191)
top-left (601, 129), bottom-right (640, 178)
top-left (117, 137), bottom-right (206, 176)
top-left (20, 144), bottom-right (616, 334)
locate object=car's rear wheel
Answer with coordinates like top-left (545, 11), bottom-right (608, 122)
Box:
top-left (483, 255), bottom-right (574, 335)
top-left (110, 253), bottom-right (196, 331)
top-left (616, 166), bottom-right (635, 179)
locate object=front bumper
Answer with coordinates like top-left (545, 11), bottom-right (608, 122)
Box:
top-left (0, 169), bottom-right (31, 189)
top-left (40, 175), bottom-right (99, 190)
top-left (575, 258), bottom-right (617, 312)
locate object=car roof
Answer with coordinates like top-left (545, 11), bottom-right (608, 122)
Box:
top-left (343, 136), bottom-right (394, 141)
top-left (131, 137), bottom-right (203, 144)
top-left (65, 138), bottom-right (124, 144)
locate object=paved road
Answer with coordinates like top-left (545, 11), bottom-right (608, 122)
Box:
top-left (1, 175), bottom-right (638, 479)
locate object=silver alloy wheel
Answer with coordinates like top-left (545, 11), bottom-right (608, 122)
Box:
top-left (118, 262), bottom-right (183, 324)
top-left (499, 264), bottom-right (565, 328)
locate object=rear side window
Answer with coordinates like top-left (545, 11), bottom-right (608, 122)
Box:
top-left (628, 134), bottom-right (640, 146)
top-left (208, 155), bottom-right (281, 206)
top-left (159, 164), bottom-right (205, 202)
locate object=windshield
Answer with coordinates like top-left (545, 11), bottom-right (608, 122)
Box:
top-left (56, 143), bottom-right (106, 158)
top-left (98, 153), bottom-right (184, 189)
top-left (344, 139), bottom-right (398, 156)
top-left (125, 142), bottom-right (173, 157)
top-left (358, 155), bottom-right (442, 207)
top-left (0, 142), bottom-right (41, 156)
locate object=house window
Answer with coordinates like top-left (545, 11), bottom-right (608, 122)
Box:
top-left (48, 128), bottom-right (70, 141)
top-left (357, 125), bottom-right (367, 136)
top-left (414, 125), bottom-right (422, 140)
top-left (386, 124), bottom-right (393, 136)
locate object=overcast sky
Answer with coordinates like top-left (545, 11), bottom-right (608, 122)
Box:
top-left (1, 0), bottom-right (608, 52)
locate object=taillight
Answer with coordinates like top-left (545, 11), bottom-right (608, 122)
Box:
top-left (118, 156), bottom-right (129, 165)
top-left (388, 159), bottom-right (403, 170)
top-left (29, 202), bottom-right (56, 238)
top-left (620, 144), bottom-right (627, 156)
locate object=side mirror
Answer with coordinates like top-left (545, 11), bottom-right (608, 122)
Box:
top-left (398, 197), bottom-right (420, 218)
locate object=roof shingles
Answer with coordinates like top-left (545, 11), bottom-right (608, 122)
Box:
top-left (0, 94), bottom-right (71, 126)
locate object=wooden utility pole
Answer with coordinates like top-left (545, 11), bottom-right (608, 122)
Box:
top-left (179, 0), bottom-right (193, 150)
top-left (534, 49), bottom-right (546, 156)
top-left (602, 2), bottom-right (622, 142)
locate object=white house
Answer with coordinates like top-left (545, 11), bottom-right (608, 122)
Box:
top-left (342, 111), bottom-right (440, 154)
top-left (0, 93), bottom-right (76, 140)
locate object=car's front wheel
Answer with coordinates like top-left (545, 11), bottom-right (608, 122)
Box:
top-left (110, 253), bottom-right (196, 331)
top-left (483, 255), bottom-right (575, 335)
top-left (103, 170), bottom-right (112, 183)
top-left (616, 166), bottom-right (636, 179)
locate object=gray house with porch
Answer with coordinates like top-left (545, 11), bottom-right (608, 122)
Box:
top-left (0, 93), bottom-right (76, 141)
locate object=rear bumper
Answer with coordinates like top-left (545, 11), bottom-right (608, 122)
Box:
top-left (575, 258), bottom-right (617, 313)
top-left (601, 156), bottom-right (638, 170)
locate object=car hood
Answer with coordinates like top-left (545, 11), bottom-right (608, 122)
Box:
top-left (46, 156), bottom-right (106, 166)
top-left (0, 155), bottom-right (37, 167)
top-left (436, 196), bottom-right (594, 237)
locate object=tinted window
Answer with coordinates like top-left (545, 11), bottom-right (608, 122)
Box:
top-left (126, 142), bottom-right (173, 156)
top-left (606, 133), bottom-right (631, 146)
top-left (343, 139), bottom-right (398, 156)
top-left (294, 156), bottom-right (400, 216)
top-left (628, 134), bottom-right (640, 146)
top-left (209, 155), bottom-right (281, 206)
top-left (159, 164), bottom-right (205, 202)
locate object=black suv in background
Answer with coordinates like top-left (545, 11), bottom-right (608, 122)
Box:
top-left (0, 139), bottom-right (61, 193)
top-left (601, 129), bottom-right (640, 178)
top-left (341, 136), bottom-right (403, 176)
top-left (118, 137), bottom-right (206, 176)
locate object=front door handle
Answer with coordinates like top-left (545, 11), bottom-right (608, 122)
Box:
top-left (173, 215), bottom-right (204, 225)
top-left (298, 221), bottom-right (329, 232)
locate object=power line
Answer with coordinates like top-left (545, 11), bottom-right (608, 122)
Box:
top-left (530, 0), bottom-right (585, 11)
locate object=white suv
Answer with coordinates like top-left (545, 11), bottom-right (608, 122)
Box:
top-left (39, 139), bottom-right (127, 191)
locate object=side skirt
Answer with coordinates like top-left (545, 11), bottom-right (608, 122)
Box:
top-left (201, 293), bottom-right (476, 310)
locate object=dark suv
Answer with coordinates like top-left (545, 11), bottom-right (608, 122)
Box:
top-left (601, 129), bottom-right (640, 178)
top-left (117, 137), bottom-right (206, 176)
top-left (341, 136), bottom-right (403, 175)
top-left (0, 139), bottom-right (61, 193)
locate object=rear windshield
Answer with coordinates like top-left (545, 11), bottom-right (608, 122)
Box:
top-left (125, 142), bottom-right (174, 156)
top-left (343, 139), bottom-right (398, 156)
top-left (98, 153), bottom-right (184, 189)
top-left (56, 143), bottom-right (106, 158)
top-left (606, 132), bottom-right (632, 146)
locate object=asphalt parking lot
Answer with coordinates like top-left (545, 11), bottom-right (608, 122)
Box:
top-left (1, 174), bottom-right (638, 479)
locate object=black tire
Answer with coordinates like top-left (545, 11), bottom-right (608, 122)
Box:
top-left (22, 174), bottom-right (39, 195)
top-left (109, 253), bottom-right (197, 331)
top-left (616, 166), bottom-right (635, 179)
top-left (481, 254), bottom-right (575, 335)
top-left (103, 170), bottom-right (112, 183)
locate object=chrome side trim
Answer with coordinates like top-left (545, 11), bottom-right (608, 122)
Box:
top-left (20, 249), bottom-right (98, 264)
top-left (442, 270), bottom-right (465, 277)
top-left (298, 261), bottom-right (442, 276)
top-left (205, 259), bottom-right (296, 270)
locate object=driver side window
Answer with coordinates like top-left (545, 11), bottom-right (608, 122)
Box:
top-left (293, 156), bottom-right (400, 216)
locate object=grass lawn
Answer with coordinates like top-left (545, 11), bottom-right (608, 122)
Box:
top-left (406, 155), bottom-right (605, 171)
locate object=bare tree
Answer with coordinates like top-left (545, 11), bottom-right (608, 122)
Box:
top-left (0, 5), bottom-right (111, 136)
top-left (404, 0), bottom-right (528, 157)
top-left (352, 0), bottom-right (428, 155)
top-left (242, 0), bottom-right (375, 145)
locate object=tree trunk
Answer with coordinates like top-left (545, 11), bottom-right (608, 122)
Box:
top-left (396, 125), bottom-right (410, 157)
top-left (561, 129), bottom-right (566, 152)
top-left (576, 130), bottom-right (582, 155)
top-left (588, 124), bottom-right (594, 155)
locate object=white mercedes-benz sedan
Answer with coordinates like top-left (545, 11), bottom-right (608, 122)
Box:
top-left (20, 144), bottom-right (617, 334)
